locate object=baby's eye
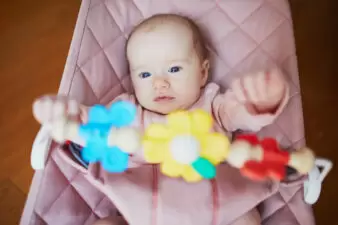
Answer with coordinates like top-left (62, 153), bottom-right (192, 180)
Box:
top-left (168, 66), bottom-right (182, 73)
top-left (139, 72), bottom-right (151, 79)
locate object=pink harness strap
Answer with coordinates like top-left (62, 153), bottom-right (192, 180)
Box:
top-left (211, 179), bottom-right (219, 225)
top-left (152, 166), bottom-right (159, 225)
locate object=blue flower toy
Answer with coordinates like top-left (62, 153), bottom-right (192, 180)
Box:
top-left (78, 101), bottom-right (140, 173)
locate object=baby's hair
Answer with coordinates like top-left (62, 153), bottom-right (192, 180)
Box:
top-left (126, 14), bottom-right (208, 62)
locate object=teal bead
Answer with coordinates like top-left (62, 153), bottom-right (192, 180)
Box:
top-left (192, 157), bottom-right (216, 179)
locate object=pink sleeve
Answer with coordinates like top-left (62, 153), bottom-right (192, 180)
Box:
top-left (212, 86), bottom-right (290, 132)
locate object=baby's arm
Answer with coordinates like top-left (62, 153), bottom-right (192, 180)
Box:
top-left (213, 69), bottom-right (289, 132)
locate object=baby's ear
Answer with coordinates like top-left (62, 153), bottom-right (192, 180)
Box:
top-left (200, 59), bottom-right (210, 86)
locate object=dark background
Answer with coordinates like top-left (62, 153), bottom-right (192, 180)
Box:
top-left (290, 0), bottom-right (338, 224)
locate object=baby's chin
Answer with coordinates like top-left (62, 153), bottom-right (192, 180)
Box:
top-left (144, 104), bottom-right (181, 115)
top-left (140, 100), bottom-right (196, 115)
top-left (137, 92), bottom-right (202, 115)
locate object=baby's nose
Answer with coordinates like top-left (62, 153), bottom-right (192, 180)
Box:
top-left (153, 78), bottom-right (170, 90)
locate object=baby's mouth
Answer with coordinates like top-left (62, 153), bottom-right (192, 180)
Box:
top-left (154, 96), bottom-right (175, 102)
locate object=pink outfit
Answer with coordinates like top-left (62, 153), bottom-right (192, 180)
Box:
top-left (58, 81), bottom-right (296, 225)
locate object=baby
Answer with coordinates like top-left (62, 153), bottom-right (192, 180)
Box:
top-left (33, 14), bottom-right (288, 225)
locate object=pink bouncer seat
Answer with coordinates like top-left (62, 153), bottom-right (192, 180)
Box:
top-left (21, 0), bottom-right (315, 224)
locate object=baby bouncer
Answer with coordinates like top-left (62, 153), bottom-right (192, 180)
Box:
top-left (21, 0), bottom-right (331, 224)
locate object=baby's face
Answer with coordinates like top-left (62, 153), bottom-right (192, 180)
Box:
top-left (127, 22), bottom-right (209, 114)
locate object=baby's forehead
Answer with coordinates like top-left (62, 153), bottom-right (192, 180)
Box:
top-left (145, 18), bottom-right (189, 31)
top-left (127, 21), bottom-right (194, 57)
top-left (129, 19), bottom-right (194, 43)
top-left (133, 14), bottom-right (193, 33)
top-left (128, 33), bottom-right (194, 68)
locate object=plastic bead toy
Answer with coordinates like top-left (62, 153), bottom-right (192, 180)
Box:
top-left (78, 101), bottom-right (140, 173)
top-left (143, 109), bottom-right (317, 182)
top-left (228, 134), bottom-right (316, 181)
top-left (34, 99), bottom-right (321, 182)
top-left (143, 110), bottom-right (230, 182)
top-left (31, 100), bottom-right (333, 207)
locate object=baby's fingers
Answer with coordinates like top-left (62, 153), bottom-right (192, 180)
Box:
top-left (33, 95), bottom-right (80, 125)
top-left (232, 76), bottom-right (259, 103)
top-left (253, 71), bottom-right (269, 102)
top-left (266, 70), bottom-right (287, 99)
top-left (242, 75), bottom-right (260, 103)
top-left (231, 78), bottom-right (247, 102)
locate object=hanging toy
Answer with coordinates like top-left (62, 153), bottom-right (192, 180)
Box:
top-left (227, 134), bottom-right (316, 181)
top-left (78, 101), bottom-right (140, 172)
top-left (143, 109), bottom-right (230, 182)
top-left (143, 109), bottom-right (318, 182)
top-left (39, 99), bottom-right (319, 182)
top-left (32, 101), bottom-right (142, 172)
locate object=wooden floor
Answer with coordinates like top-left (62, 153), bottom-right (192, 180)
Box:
top-left (0, 0), bottom-right (337, 224)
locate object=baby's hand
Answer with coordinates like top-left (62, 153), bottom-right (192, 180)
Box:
top-left (231, 69), bottom-right (287, 114)
top-left (33, 96), bottom-right (83, 143)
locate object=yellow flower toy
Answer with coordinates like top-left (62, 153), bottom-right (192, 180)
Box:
top-left (143, 110), bottom-right (230, 182)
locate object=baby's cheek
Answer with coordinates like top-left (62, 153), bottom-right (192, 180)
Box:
top-left (134, 80), bottom-right (149, 94)
top-left (132, 79), bottom-right (142, 91)
top-left (181, 85), bottom-right (202, 106)
top-left (135, 89), bottom-right (149, 101)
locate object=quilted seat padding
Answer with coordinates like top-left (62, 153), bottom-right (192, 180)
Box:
top-left (20, 0), bottom-right (314, 224)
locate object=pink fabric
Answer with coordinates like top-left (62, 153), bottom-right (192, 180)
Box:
top-left (20, 0), bottom-right (314, 224)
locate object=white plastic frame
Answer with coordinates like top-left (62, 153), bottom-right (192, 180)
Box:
top-left (304, 158), bottom-right (333, 204)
